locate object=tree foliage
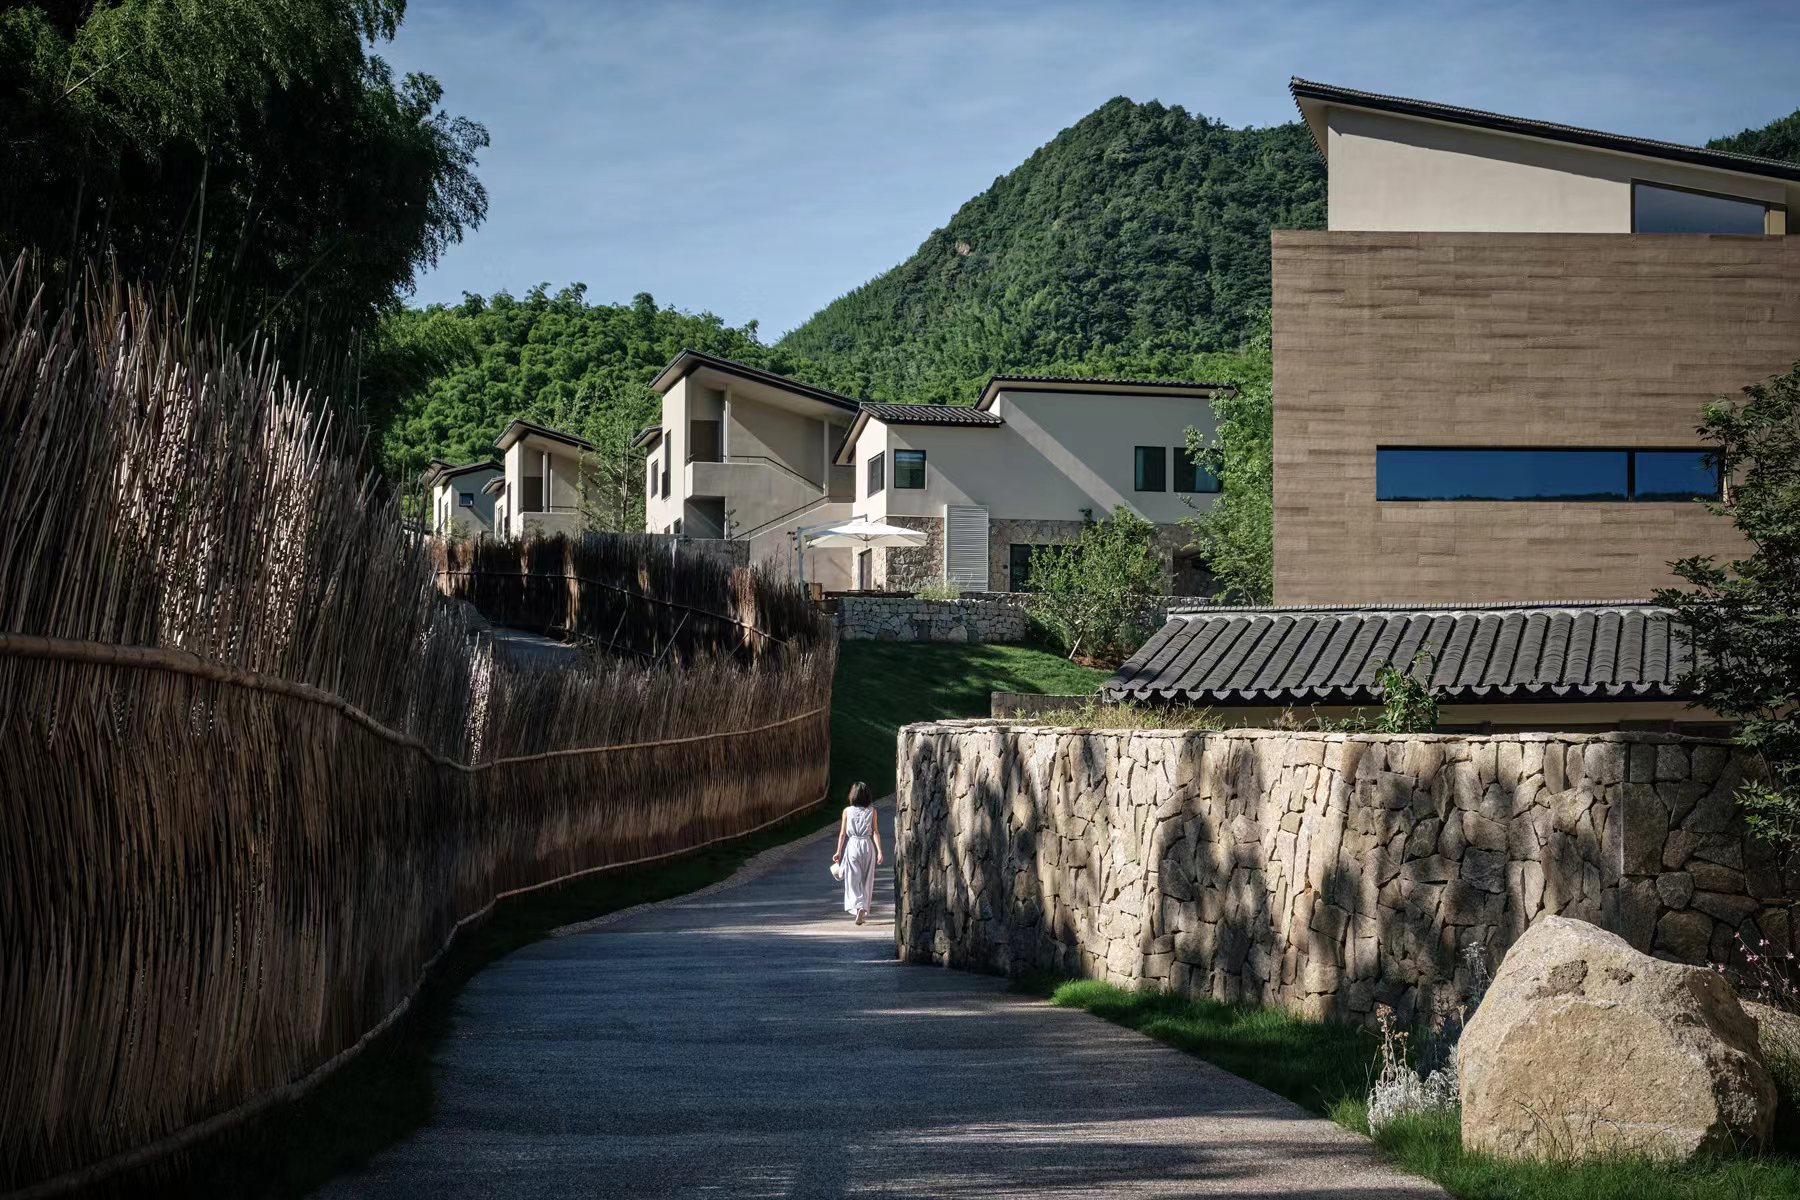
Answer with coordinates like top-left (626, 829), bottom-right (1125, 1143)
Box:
top-left (1183, 317), bottom-right (1274, 602)
top-left (380, 286), bottom-right (785, 530)
top-left (1028, 508), bottom-right (1166, 662)
top-left (777, 98), bottom-right (1326, 404)
top-left (1656, 364), bottom-right (1800, 855)
top-left (1710, 110), bottom-right (1800, 166)
top-left (0, 0), bottom-right (487, 426)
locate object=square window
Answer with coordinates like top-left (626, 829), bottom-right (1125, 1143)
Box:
top-left (459, 492), bottom-right (475, 507)
top-left (894, 449), bottom-right (926, 489)
top-left (1134, 446), bottom-right (1166, 492)
top-left (867, 451), bottom-right (884, 495)
top-left (1173, 447), bottom-right (1219, 494)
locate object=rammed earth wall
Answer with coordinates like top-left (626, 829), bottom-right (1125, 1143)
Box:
top-left (895, 722), bottom-right (1796, 1027)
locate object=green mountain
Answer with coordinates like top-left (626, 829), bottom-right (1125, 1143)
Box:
top-left (776, 98), bottom-right (1327, 404)
top-left (379, 285), bottom-right (781, 528)
top-left (1709, 108), bottom-right (1800, 163)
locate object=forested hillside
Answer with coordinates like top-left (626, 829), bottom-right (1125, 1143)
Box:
top-left (776, 98), bottom-right (1326, 404)
top-left (379, 286), bottom-right (791, 528)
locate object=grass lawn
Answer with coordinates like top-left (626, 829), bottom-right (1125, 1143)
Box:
top-left (829, 639), bottom-right (1108, 799)
top-left (1042, 980), bottom-right (1800, 1200)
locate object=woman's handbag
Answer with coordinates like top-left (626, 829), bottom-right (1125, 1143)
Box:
top-left (830, 860), bottom-right (845, 881)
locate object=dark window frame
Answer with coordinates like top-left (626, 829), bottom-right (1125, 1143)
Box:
top-left (1134, 445), bottom-right (1167, 492)
top-left (894, 448), bottom-right (926, 490)
top-left (1008, 543), bottom-right (1040, 592)
top-left (1375, 445), bottom-right (1721, 503)
top-left (867, 451), bottom-right (884, 495)
top-left (1630, 178), bottom-right (1776, 235)
top-left (458, 492), bottom-right (476, 508)
top-left (1173, 445), bottom-right (1220, 494)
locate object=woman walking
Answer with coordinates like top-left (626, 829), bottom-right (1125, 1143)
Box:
top-left (831, 782), bottom-right (882, 924)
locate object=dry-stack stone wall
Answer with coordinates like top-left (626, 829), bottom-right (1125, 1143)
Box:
top-left (835, 596), bottom-right (1029, 643)
top-left (895, 722), bottom-right (1795, 1027)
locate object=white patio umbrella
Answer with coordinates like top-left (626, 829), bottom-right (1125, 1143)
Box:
top-left (796, 518), bottom-right (927, 588)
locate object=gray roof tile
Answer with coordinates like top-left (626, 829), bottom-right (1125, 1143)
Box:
top-left (859, 402), bottom-right (1004, 426)
top-left (1105, 602), bottom-right (1697, 706)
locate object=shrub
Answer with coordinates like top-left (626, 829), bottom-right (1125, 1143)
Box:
top-left (1028, 507), bottom-right (1165, 662)
top-left (912, 576), bottom-right (962, 601)
top-left (1657, 364), bottom-right (1800, 856)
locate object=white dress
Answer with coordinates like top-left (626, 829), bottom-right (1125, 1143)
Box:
top-left (841, 805), bottom-right (877, 915)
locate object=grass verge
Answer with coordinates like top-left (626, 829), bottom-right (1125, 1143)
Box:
top-left (1035, 978), bottom-right (1800, 1200)
top-left (831, 640), bottom-right (1108, 797)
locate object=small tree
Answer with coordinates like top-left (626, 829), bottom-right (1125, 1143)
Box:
top-left (1655, 364), bottom-right (1800, 855)
top-left (1181, 316), bottom-right (1274, 602)
top-left (1029, 508), bottom-right (1165, 662)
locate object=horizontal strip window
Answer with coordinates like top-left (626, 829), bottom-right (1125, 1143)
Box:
top-left (1632, 180), bottom-right (1772, 235)
top-left (1376, 448), bottom-right (1719, 502)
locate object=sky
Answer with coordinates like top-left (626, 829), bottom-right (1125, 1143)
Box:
top-left (383, 0), bottom-right (1800, 338)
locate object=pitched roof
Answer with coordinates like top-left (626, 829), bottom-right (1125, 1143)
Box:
top-left (1104, 601), bottom-right (1697, 707)
top-left (631, 425), bottom-right (663, 450)
top-left (1289, 76), bottom-right (1800, 183)
top-left (421, 458), bottom-right (500, 487)
top-left (649, 349), bottom-right (862, 412)
top-left (858, 403), bottom-right (1004, 426)
top-left (493, 419), bottom-right (597, 454)
top-left (974, 373), bottom-right (1233, 411)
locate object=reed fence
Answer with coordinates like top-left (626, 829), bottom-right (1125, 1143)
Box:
top-left (0, 260), bottom-right (835, 1197)
top-left (435, 531), bottom-right (826, 664)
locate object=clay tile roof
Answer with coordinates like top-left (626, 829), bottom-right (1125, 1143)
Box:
top-left (1104, 601), bottom-right (1698, 706)
top-left (858, 403), bottom-right (1004, 426)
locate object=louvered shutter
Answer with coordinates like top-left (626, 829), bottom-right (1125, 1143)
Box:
top-left (944, 504), bottom-right (990, 590)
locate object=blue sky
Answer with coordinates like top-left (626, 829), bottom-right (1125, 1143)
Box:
top-left (384, 0), bottom-right (1800, 337)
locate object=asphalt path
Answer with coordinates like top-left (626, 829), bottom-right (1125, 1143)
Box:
top-left (317, 808), bottom-right (1442, 1198)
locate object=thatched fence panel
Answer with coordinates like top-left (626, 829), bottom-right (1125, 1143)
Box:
top-left (0, 263), bottom-right (837, 1197)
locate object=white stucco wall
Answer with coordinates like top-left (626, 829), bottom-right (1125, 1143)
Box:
top-left (1325, 107), bottom-right (1795, 233)
top-left (849, 389), bottom-right (1221, 525)
top-left (431, 468), bottom-right (499, 538)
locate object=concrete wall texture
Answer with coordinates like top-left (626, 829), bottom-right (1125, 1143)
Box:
top-left (1270, 231), bottom-right (1800, 605)
top-left (1323, 106), bottom-right (1797, 234)
top-left (895, 722), bottom-right (1795, 1028)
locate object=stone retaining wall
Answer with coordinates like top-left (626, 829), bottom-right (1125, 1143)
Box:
top-left (895, 721), bottom-right (1795, 1027)
top-left (836, 595), bottom-right (1030, 643)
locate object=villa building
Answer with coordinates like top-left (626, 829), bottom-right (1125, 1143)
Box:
top-left (1113, 78), bottom-right (1800, 731)
top-left (638, 350), bottom-right (1229, 593)
top-left (423, 458), bottom-right (500, 538)
top-left (1274, 76), bottom-right (1800, 606)
top-left (489, 419), bottom-right (595, 540)
top-left (834, 376), bottom-right (1228, 592)
top-left (640, 350), bottom-right (860, 588)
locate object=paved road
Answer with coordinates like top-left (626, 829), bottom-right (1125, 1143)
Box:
top-left (319, 811), bottom-right (1442, 1199)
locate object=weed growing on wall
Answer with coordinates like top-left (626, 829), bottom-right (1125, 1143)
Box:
top-left (1375, 652), bottom-right (1442, 733)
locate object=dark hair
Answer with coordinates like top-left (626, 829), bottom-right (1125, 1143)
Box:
top-left (848, 781), bottom-right (872, 808)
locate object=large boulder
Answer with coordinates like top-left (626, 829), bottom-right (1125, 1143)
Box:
top-left (1460, 916), bottom-right (1775, 1160)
